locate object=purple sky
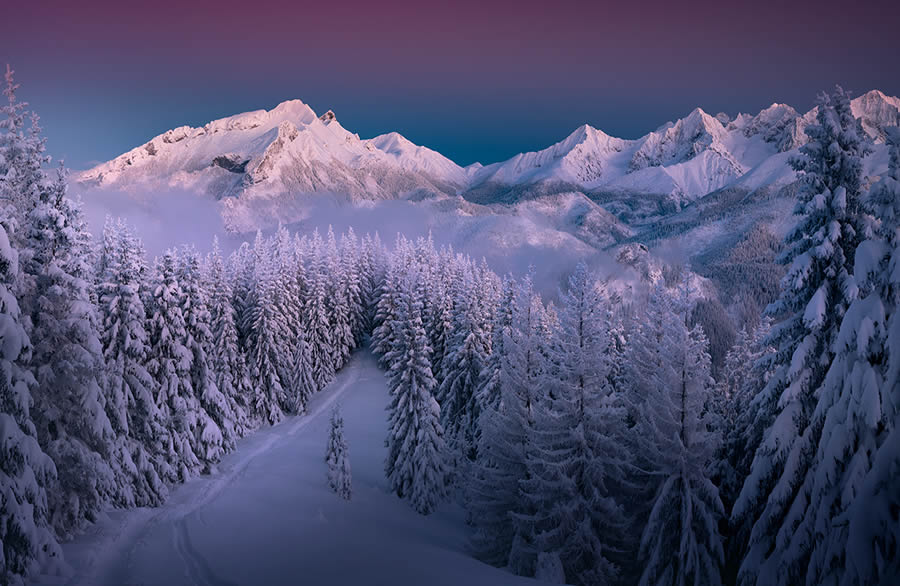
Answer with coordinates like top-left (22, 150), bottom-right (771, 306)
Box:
top-left (3, 0), bottom-right (898, 168)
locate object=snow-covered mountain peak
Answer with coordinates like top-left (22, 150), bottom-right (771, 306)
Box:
top-left (731, 103), bottom-right (801, 152)
top-left (267, 99), bottom-right (318, 123)
top-left (469, 123), bottom-right (627, 188)
top-left (204, 99), bottom-right (317, 135)
top-left (629, 106), bottom-right (731, 172)
top-left (367, 132), bottom-right (468, 185)
top-left (851, 90), bottom-right (900, 142)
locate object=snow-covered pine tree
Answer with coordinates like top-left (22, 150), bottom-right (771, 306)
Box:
top-left (714, 319), bottom-right (775, 513)
top-left (475, 274), bottom-right (517, 414)
top-left (627, 280), bottom-right (725, 586)
top-left (468, 271), bottom-right (546, 570)
top-left (0, 65), bottom-right (47, 230)
top-left (97, 219), bottom-right (168, 506)
top-left (800, 126), bottom-right (900, 585)
top-left (505, 274), bottom-right (556, 577)
top-left (437, 260), bottom-right (490, 468)
top-left (1, 71), bottom-right (114, 537)
top-left (19, 160), bottom-right (117, 539)
top-left (206, 237), bottom-right (253, 435)
top-left (147, 250), bottom-right (201, 481)
top-left (246, 250), bottom-right (287, 425)
top-left (371, 254), bottom-right (401, 368)
top-left (383, 270), bottom-right (447, 515)
top-left (288, 327), bottom-right (317, 414)
top-left (357, 232), bottom-right (378, 338)
top-left (306, 230), bottom-right (336, 390)
top-left (325, 227), bottom-right (354, 370)
top-left (229, 240), bottom-right (256, 353)
top-left (272, 227), bottom-right (305, 399)
top-left (0, 202), bottom-right (59, 584)
top-left (326, 405), bottom-right (352, 501)
top-left (732, 87), bottom-right (871, 585)
top-left (177, 247), bottom-right (228, 464)
top-left (341, 227), bottom-right (365, 345)
top-left (425, 253), bottom-right (454, 387)
top-left (711, 318), bottom-right (775, 582)
top-left (513, 263), bottom-right (627, 585)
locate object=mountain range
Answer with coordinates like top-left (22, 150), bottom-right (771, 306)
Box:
top-left (76, 89), bottom-right (899, 295)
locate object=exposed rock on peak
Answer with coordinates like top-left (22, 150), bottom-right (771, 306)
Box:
top-left (319, 110), bottom-right (336, 124)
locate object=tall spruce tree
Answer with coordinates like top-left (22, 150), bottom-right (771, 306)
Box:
top-left (627, 280), bottom-right (724, 586)
top-left (732, 87), bottom-right (871, 585)
top-left (177, 248), bottom-right (228, 463)
top-left (800, 127), bottom-right (900, 585)
top-left (383, 271), bottom-right (447, 515)
top-left (246, 251), bottom-right (287, 424)
top-left (437, 263), bottom-right (490, 466)
top-left (18, 150), bottom-right (117, 539)
top-left (147, 250), bottom-right (200, 481)
top-left (513, 263), bottom-right (627, 585)
top-left (206, 237), bottom-right (253, 435)
top-left (97, 219), bottom-right (168, 506)
top-left (0, 204), bottom-right (59, 583)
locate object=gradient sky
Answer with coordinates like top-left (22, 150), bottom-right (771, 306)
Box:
top-left (3, 0), bottom-right (898, 169)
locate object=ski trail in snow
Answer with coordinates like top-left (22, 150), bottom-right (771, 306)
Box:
top-left (167, 361), bottom-right (361, 585)
top-left (173, 514), bottom-right (240, 586)
top-left (62, 353), bottom-right (362, 586)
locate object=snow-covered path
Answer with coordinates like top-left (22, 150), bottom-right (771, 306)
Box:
top-left (36, 351), bottom-right (539, 586)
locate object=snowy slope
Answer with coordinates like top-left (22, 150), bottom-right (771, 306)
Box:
top-left (35, 351), bottom-right (545, 586)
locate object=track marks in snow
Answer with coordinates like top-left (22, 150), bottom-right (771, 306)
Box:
top-left (173, 515), bottom-right (240, 586)
top-left (168, 360), bottom-right (361, 584)
top-left (59, 353), bottom-right (363, 586)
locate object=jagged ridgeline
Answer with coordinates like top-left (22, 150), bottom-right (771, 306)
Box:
top-left (2, 68), bottom-right (899, 586)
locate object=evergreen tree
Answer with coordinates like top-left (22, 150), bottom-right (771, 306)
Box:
top-left (341, 228), bottom-right (365, 344)
top-left (306, 231), bottom-right (336, 389)
top-left (177, 248), bottom-right (228, 463)
top-left (97, 219), bottom-right (168, 506)
top-left (229, 240), bottom-right (256, 353)
top-left (326, 405), bottom-right (352, 501)
top-left (1, 69), bottom-right (116, 539)
top-left (18, 152), bottom-right (116, 539)
top-left (714, 319), bottom-right (774, 513)
top-left (287, 327), bottom-right (317, 414)
top-left (326, 227), bottom-right (354, 370)
top-left (476, 274), bottom-right (517, 414)
top-left (273, 227), bottom-right (305, 398)
top-left (800, 126), bottom-right (900, 585)
top-left (146, 251), bottom-right (200, 481)
top-left (357, 232), bottom-right (381, 338)
top-left (733, 87), bottom-right (871, 585)
top-left (513, 263), bottom-right (627, 585)
top-left (0, 206), bottom-right (60, 584)
top-left (426, 258), bottom-right (453, 387)
top-left (0, 65), bottom-right (47, 229)
top-left (206, 237), bottom-right (253, 435)
top-left (246, 251), bottom-right (287, 424)
top-left (437, 264), bottom-right (490, 466)
top-left (468, 272), bottom-right (546, 570)
top-left (371, 257), bottom-right (401, 368)
top-left (384, 272), bottom-right (447, 515)
top-left (627, 281), bottom-right (725, 586)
